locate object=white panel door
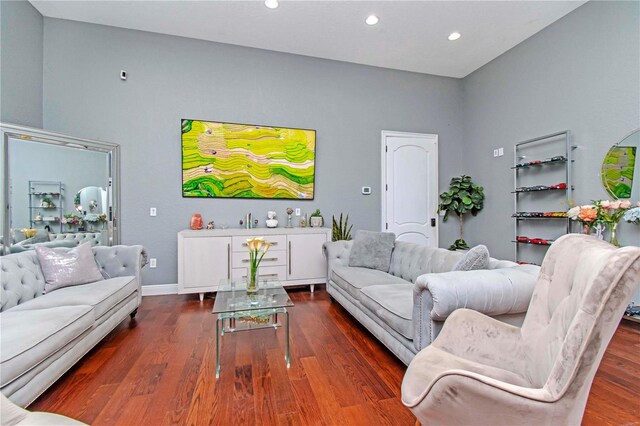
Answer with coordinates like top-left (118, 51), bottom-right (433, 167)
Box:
top-left (382, 131), bottom-right (438, 247)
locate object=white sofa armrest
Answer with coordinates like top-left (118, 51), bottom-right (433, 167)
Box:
top-left (322, 240), bottom-right (353, 279)
top-left (412, 266), bottom-right (538, 350)
top-left (92, 245), bottom-right (148, 305)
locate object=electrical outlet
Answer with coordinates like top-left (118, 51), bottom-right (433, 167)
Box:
top-left (295, 208), bottom-right (301, 216)
top-left (150, 207), bottom-right (157, 217)
top-left (493, 149), bottom-right (499, 157)
top-left (498, 147), bottom-right (504, 156)
top-left (150, 258), bottom-right (157, 268)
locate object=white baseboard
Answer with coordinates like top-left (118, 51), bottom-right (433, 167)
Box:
top-left (141, 284), bottom-right (178, 296)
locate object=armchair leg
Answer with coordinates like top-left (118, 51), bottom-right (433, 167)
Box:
top-left (130, 308), bottom-right (138, 319)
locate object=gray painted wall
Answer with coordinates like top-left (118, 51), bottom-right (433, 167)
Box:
top-left (42, 18), bottom-right (463, 285)
top-left (462, 1), bottom-right (640, 261)
top-left (9, 138), bottom-right (108, 232)
top-left (0, 0), bottom-right (43, 127)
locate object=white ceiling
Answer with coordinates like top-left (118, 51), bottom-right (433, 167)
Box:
top-left (29, 0), bottom-right (586, 78)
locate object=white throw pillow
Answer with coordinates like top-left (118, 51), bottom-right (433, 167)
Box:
top-left (35, 242), bottom-right (104, 293)
top-left (452, 245), bottom-right (490, 271)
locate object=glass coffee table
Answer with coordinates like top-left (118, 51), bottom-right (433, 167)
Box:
top-left (212, 278), bottom-right (293, 378)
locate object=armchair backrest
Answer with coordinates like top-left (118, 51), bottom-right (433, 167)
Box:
top-left (521, 234), bottom-right (640, 400)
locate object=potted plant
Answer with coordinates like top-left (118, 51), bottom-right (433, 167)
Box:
top-left (41, 196), bottom-right (55, 208)
top-left (438, 175), bottom-right (485, 250)
top-left (332, 213), bottom-right (353, 241)
top-left (310, 209), bottom-right (324, 227)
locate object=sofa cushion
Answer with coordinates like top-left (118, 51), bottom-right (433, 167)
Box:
top-left (0, 306), bottom-right (94, 387)
top-left (36, 243), bottom-right (104, 293)
top-left (360, 284), bottom-right (414, 339)
top-left (331, 266), bottom-right (408, 299)
top-left (452, 245), bottom-right (490, 271)
top-left (6, 276), bottom-right (137, 321)
top-left (348, 230), bottom-right (396, 272)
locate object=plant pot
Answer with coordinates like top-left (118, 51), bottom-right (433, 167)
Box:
top-left (310, 216), bottom-right (323, 227)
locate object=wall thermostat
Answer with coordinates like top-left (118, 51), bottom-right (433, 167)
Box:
top-left (362, 186), bottom-right (371, 195)
top-left (120, 70), bottom-right (127, 80)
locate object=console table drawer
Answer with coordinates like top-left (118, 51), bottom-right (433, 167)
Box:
top-left (232, 235), bottom-right (286, 252)
top-left (232, 251), bottom-right (286, 268)
top-left (231, 265), bottom-right (287, 281)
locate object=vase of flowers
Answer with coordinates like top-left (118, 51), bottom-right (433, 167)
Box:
top-left (568, 200), bottom-right (633, 246)
top-left (567, 204), bottom-right (599, 235)
top-left (61, 214), bottom-right (82, 231)
top-left (245, 237), bottom-right (272, 293)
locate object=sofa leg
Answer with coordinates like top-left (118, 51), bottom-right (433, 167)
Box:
top-left (130, 308), bottom-right (138, 319)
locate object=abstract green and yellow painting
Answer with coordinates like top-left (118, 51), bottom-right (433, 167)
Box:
top-left (181, 119), bottom-right (316, 199)
top-left (601, 146), bottom-right (636, 199)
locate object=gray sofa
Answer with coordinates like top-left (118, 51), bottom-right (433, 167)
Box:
top-left (7, 232), bottom-right (103, 253)
top-left (323, 240), bottom-right (540, 365)
top-left (0, 245), bottom-right (147, 407)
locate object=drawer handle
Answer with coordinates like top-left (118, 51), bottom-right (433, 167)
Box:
top-left (241, 257), bottom-right (278, 263)
top-left (227, 243), bottom-right (231, 279)
top-left (242, 242), bottom-right (278, 246)
top-left (241, 273), bottom-right (278, 279)
top-left (289, 241), bottom-right (292, 275)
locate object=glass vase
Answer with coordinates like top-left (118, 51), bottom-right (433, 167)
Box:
top-left (246, 265), bottom-right (259, 293)
top-left (609, 222), bottom-right (619, 247)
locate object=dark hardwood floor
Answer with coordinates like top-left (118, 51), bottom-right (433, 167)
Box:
top-left (31, 288), bottom-right (640, 425)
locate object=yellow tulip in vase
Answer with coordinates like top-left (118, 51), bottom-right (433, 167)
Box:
top-left (246, 237), bottom-right (272, 293)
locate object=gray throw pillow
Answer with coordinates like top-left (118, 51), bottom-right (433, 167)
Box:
top-left (452, 244), bottom-right (490, 271)
top-left (35, 242), bottom-right (104, 293)
top-left (348, 230), bottom-right (396, 272)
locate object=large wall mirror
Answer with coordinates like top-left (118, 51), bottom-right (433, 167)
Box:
top-left (601, 129), bottom-right (639, 200)
top-left (1, 123), bottom-right (120, 255)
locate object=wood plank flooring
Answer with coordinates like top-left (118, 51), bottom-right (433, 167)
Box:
top-left (30, 288), bottom-right (640, 425)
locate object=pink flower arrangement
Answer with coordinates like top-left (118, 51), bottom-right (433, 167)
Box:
top-left (568, 200), bottom-right (637, 245)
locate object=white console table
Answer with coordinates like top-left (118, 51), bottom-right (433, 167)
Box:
top-left (177, 227), bottom-right (331, 301)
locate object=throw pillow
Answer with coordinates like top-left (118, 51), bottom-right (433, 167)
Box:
top-left (35, 242), bottom-right (104, 293)
top-left (452, 244), bottom-right (490, 271)
top-left (348, 230), bottom-right (396, 272)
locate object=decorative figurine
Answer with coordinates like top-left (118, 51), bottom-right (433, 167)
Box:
top-left (190, 213), bottom-right (203, 230)
top-left (266, 210), bottom-right (278, 228)
top-left (299, 213), bottom-right (308, 228)
top-left (206, 221), bottom-right (215, 229)
top-left (285, 207), bottom-right (294, 228)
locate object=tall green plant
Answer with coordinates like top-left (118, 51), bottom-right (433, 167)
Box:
top-left (438, 175), bottom-right (485, 250)
top-left (332, 213), bottom-right (353, 241)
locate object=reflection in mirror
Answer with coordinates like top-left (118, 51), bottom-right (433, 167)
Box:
top-left (602, 129), bottom-right (639, 200)
top-left (1, 123), bottom-right (120, 255)
top-left (75, 186), bottom-right (108, 230)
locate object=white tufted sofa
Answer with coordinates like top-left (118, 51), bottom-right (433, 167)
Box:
top-left (49, 232), bottom-right (103, 246)
top-left (8, 232), bottom-right (104, 254)
top-left (0, 245), bottom-right (147, 407)
top-left (323, 240), bottom-right (540, 365)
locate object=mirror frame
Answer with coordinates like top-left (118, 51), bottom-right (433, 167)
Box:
top-left (601, 128), bottom-right (639, 200)
top-left (1, 122), bottom-right (121, 255)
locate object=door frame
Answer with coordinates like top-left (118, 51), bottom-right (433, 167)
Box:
top-left (381, 130), bottom-right (439, 246)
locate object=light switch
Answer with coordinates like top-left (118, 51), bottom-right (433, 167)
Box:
top-left (498, 147), bottom-right (504, 156)
top-left (150, 207), bottom-right (157, 217)
top-left (295, 208), bottom-right (301, 216)
top-left (150, 258), bottom-right (157, 268)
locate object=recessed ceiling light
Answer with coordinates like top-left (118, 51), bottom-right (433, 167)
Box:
top-left (365, 15), bottom-right (379, 26)
top-left (265, 0), bottom-right (279, 9)
top-left (448, 32), bottom-right (461, 41)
